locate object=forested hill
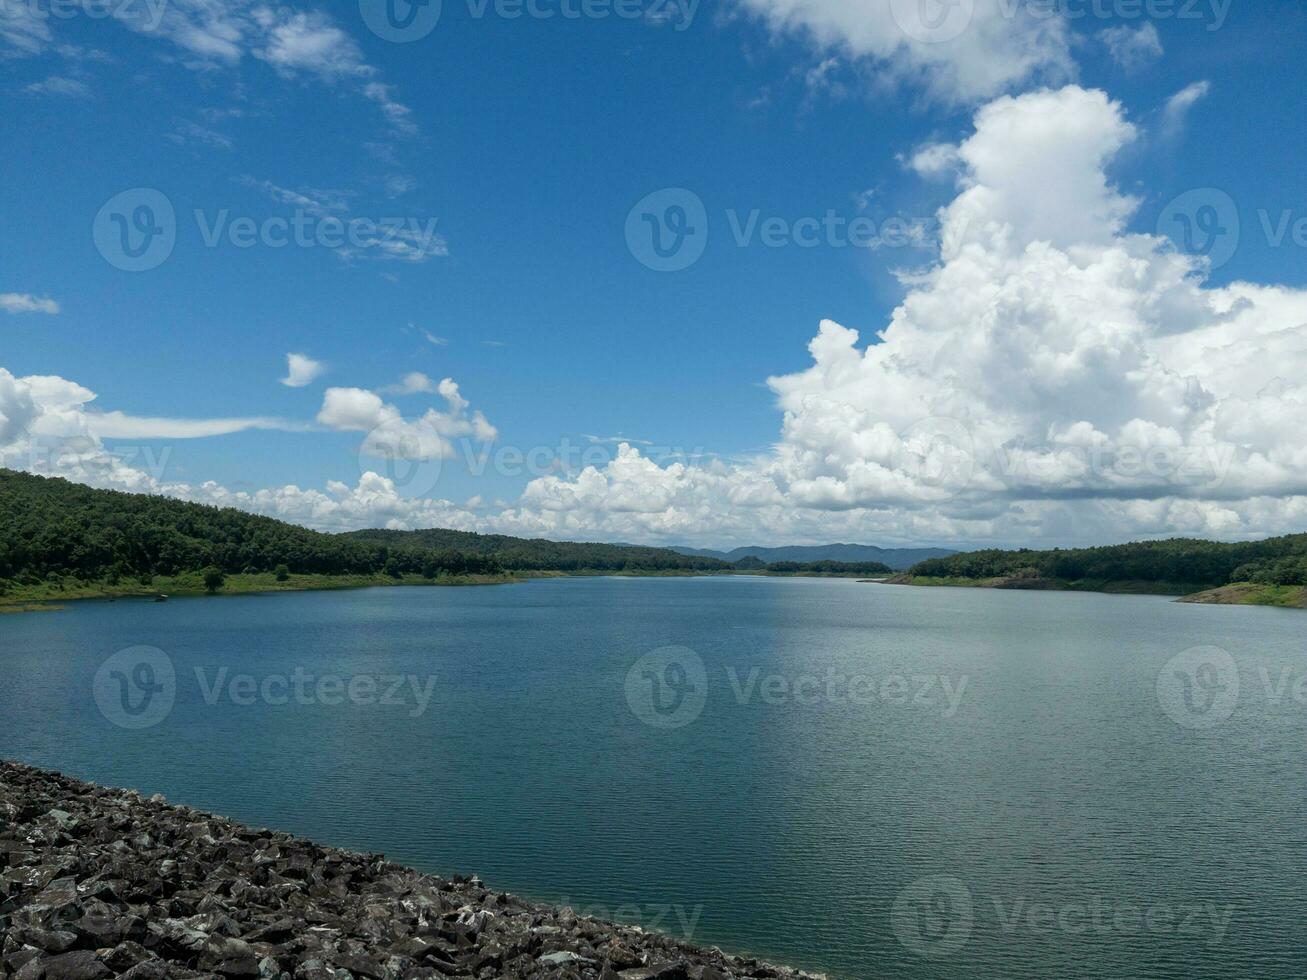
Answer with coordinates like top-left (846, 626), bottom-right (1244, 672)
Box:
top-left (0, 469), bottom-right (499, 586)
top-left (339, 528), bottom-right (734, 573)
top-left (672, 543), bottom-right (956, 571)
top-left (0, 470), bottom-right (729, 590)
top-left (906, 535), bottom-right (1307, 590)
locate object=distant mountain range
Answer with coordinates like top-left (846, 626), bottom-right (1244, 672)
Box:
top-left (669, 544), bottom-right (959, 571)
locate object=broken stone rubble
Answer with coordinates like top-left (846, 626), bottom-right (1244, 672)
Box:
top-left (0, 762), bottom-right (826, 980)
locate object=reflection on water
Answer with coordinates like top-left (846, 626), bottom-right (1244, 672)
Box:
top-left (1, 577), bottom-right (1304, 979)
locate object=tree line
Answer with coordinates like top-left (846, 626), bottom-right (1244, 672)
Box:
top-left (0, 470), bottom-right (499, 588)
top-left (0, 470), bottom-right (746, 589)
top-left (908, 535), bottom-right (1307, 588)
top-left (341, 528), bottom-right (736, 573)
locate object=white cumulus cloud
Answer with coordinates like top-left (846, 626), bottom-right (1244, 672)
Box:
top-left (317, 379), bottom-right (496, 462)
top-left (280, 353), bottom-right (327, 388)
top-left (733, 0), bottom-right (1073, 104)
top-left (7, 86), bottom-right (1307, 548)
top-left (486, 85), bottom-right (1307, 547)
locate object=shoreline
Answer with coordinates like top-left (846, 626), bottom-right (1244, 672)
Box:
top-left (0, 569), bottom-right (886, 616)
top-left (9, 569), bottom-right (1301, 616)
top-left (0, 572), bottom-right (528, 615)
top-left (0, 760), bottom-right (824, 980)
top-left (877, 575), bottom-right (1307, 607)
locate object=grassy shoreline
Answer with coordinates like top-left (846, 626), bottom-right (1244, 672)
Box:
top-left (1177, 582), bottom-right (1307, 607)
top-left (11, 570), bottom-right (1303, 615)
top-left (0, 570), bottom-right (524, 614)
top-left (882, 574), bottom-right (1307, 606)
top-left (0, 568), bottom-right (889, 615)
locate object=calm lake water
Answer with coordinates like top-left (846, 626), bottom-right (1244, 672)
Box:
top-left (1, 577), bottom-right (1304, 979)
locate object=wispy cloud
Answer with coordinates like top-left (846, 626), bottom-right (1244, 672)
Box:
top-left (0, 294), bottom-right (60, 315)
top-left (22, 75), bottom-right (91, 98)
top-left (585, 433), bottom-right (655, 446)
top-left (384, 174), bottom-right (417, 198)
top-left (8, 0), bottom-right (415, 136)
top-left (169, 119), bottom-right (233, 149)
top-left (252, 9), bottom-right (365, 78)
top-left (239, 178), bottom-right (446, 263)
top-left (0, 2), bottom-right (52, 56)
top-left (363, 82), bottom-right (417, 137)
top-left (1099, 23), bottom-right (1164, 72)
top-left (87, 412), bottom-right (308, 439)
top-left (238, 176), bottom-right (351, 217)
top-left (1163, 80), bottom-right (1212, 138)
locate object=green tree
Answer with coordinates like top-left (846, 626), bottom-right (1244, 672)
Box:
top-left (203, 567), bottom-right (226, 594)
top-left (274, 564), bottom-right (290, 582)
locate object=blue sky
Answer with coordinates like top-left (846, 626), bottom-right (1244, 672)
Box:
top-left (4, 0), bottom-right (1307, 547)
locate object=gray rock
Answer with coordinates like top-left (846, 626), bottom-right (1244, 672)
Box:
top-left (39, 950), bottom-right (112, 980)
top-left (0, 761), bottom-right (826, 980)
top-left (539, 951), bottom-right (594, 966)
top-left (199, 937), bottom-right (261, 976)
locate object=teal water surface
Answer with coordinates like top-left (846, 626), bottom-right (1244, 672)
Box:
top-left (1, 577), bottom-right (1304, 978)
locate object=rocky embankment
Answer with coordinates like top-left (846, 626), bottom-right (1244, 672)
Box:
top-left (0, 762), bottom-right (822, 980)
